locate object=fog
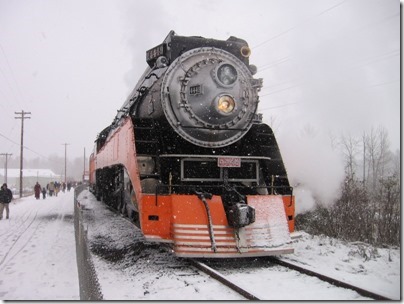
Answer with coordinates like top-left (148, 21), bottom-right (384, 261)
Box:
top-left (0, 0), bottom-right (399, 208)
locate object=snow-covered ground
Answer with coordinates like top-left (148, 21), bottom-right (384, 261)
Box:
top-left (283, 232), bottom-right (400, 299)
top-left (0, 188), bottom-right (400, 300)
top-left (0, 190), bottom-right (79, 300)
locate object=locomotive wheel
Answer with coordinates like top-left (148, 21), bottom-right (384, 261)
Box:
top-left (130, 210), bottom-right (140, 228)
top-left (128, 188), bottom-right (140, 228)
top-left (120, 202), bottom-right (128, 216)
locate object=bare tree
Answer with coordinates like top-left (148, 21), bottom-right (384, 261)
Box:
top-left (340, 134), bottom-right (361, 180)
top-left (296, 125), bottom-right (400, 247)
top-left (364, 126), bottom-right (391, 191)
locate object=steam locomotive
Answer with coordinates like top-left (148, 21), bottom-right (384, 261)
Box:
top-left (89, 31), bottom-right (295, 258)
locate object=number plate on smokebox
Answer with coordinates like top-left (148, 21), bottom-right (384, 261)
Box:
top-left (217, 157), bottom-right (241, 168)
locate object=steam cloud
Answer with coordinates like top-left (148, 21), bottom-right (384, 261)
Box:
top-left (278, 125), bottom-right (345, 214)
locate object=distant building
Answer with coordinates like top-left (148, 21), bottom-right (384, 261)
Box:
top-left (0, 168), bottom-right (61, 195)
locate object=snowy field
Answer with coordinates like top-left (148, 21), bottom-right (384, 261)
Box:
top-left (283, 232), bottom-right (401, 299)
top-left (0, 190), bottom-right (79, 300)
top-left (0, 189), bottom-right (400, 300)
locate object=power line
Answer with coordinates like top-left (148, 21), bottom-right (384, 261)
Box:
top-left (0, 131), bottom-right (48, 159)
top-left (0, 65), bottom-right (22, 108)
top-left (0, 43), bottom-right (25, 107)
top-left (260, 83), bottom-right (302, 97)
top-left (0, 132), bottom-right (20, 147)
top-left (259, 56), bottom-right (291, 70)
top-left (252, 2), bottom-right (399, 83)
top-left (259, 102), bottom-right (299, 111)
top-left (256, 47), bottom-right (398, 100)
top-left (252, 0), bottom-right (347, 49)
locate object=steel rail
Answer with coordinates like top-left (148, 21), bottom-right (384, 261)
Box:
top-left (271, 258), bottom-right (393, 301)
top-left (92, 191), bottom-right (392, 301)
top-left (189, 259), bottom-right (261, 300)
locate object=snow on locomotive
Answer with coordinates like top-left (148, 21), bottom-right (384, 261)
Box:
top-left (89, 31), bottom-right (295, 258)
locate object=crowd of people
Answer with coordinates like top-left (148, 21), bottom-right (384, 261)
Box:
top-left (34, 181), bottom-right (73, 199)
top-left (0, 181), bottom-right (78, 220)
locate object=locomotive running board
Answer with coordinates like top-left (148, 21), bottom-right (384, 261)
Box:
top-left (172, 195), bottom-right (294, 258)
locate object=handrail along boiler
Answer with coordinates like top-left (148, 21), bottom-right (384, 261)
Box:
top-left (89, 31), bottom-right (295, 258)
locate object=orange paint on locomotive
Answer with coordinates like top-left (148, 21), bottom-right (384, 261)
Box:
top-left (139, 194), bottom-right (295, 238)
top-left (283, 196), bottom-right (295, 232)
top-left (93, 117), bottom-right (143, 205)
top-left (91, 115), bottom-right (295, 256)
top-left (89, 153), bottom-right (96, 185)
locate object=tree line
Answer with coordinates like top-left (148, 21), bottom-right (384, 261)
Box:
top-left (296, 126), bottom-right (400, 247)
top-left (3, 154), bottom-right (87, 181)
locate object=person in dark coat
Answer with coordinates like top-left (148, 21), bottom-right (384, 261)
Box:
top-left (48, 182), bottom-right (55, 197)
top-left (34, 182), bottom-right (41, 199)
top-left (42, 187), bottom-right (47, 199)
top-left (0, 183), bottom-right (13, 220)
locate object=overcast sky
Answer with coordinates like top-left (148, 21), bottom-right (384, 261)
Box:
top-left (0, 0), bottom-right (400, 165)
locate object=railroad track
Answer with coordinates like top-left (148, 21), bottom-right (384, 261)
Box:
top-left (188, 259), bottom-right (260, 300)
top-left (83, 192), bottom-right (394, 301)
top-left (189, 258), bottom-right (392, 301)
top-left (270, 258), bottom-right (393, 301)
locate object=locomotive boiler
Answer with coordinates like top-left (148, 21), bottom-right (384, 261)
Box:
top-left (89, 31), bottom-right (295, 257)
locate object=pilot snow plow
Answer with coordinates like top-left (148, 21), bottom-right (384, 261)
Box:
top-left (141, 194), bottom-right (294, 258)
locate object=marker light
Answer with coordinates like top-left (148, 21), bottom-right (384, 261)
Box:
top-left (217, 64), bottom-right (238, 86)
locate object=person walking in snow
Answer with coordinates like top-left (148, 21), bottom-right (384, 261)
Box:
top-left (42, 187), bottom-right (47, 199)
top-left (34, 182), bottom-right (41, 199)
top-left (0, 183), bottom-right (13, 220)
top-left (48, 181), bottom-right (55, 197)
top-left (54, 181), bottom-right (60, 197)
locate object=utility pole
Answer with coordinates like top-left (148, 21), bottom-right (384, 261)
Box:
top-left (83, 147), bottom-right (86, 182)
top-left (15, 110), bottom-right (31, 198)
top-left (0, 153), bottom-right (12, 184)
top-left (362, 133), bottom-right (366, 185)
top-left (62, 143), bottom-right (70, 184)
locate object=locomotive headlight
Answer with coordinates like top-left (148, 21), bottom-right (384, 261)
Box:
top-left (217, 95), bottom-right (236, 114)
top-left (217, 64), bottom-right (238, 86)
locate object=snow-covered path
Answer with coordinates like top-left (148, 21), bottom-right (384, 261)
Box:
top-left (0, 191), bottom-right (79, 300)
top-left (0, 188), bottom-right (400, 300)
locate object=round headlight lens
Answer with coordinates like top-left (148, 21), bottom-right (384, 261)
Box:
top-left (217, 95), bottom-right (236, 114)
top-left (217, 64), bottom-right (238, 86)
